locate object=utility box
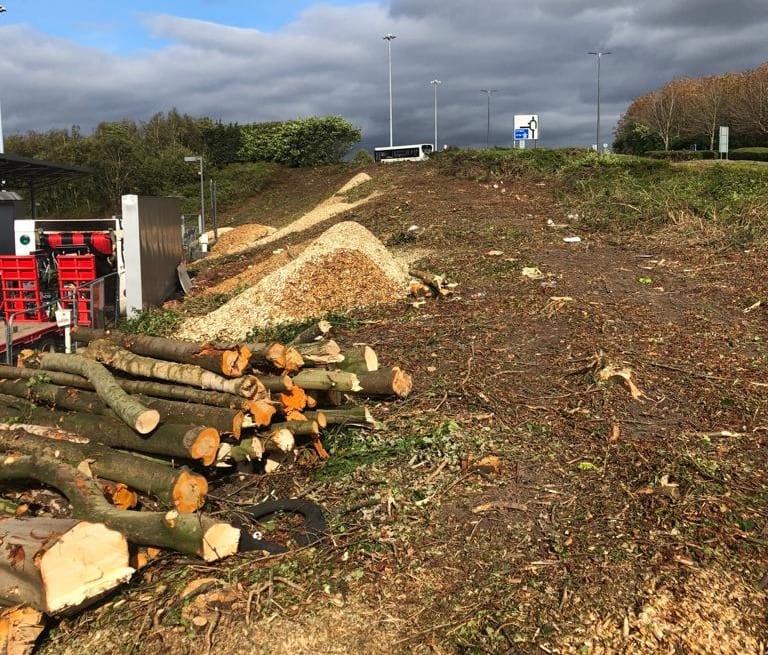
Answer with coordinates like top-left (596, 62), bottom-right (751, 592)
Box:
top-left (0, 191), bottom-right (25, 256)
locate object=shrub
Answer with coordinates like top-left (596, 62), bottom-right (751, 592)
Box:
top-left (350, 149), bottom-right (374, 167)
top-left (729, 147), bottom-right (768, 162)
top-left (646, 150), bottom-right (716, 161)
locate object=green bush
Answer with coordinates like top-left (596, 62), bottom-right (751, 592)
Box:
top-left (239, 116), bottom-right (362, 167)
top-left (646, 150), bottom-right (716, 161)
top-left (729, 147), bottom-right (768, 162)
top-left (350, 149), bottom-right (374, 167)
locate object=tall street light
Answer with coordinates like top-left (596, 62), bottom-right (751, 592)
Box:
top-left (480, 89), bottom-right (497, 148)
top-left (588, 51), bottom-right (611, 153)
top-left (184, 156), bottom-right (205, 237)
top-left (430, 79), bottom-right (442, 150)
top-left (383, 33), bottom-right (397, 147)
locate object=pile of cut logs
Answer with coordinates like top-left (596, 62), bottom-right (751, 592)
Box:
top-left (0, 321), bottom-right (411, 649)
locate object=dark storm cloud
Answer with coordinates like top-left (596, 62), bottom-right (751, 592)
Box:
top-left (0, 1), bottom-right (765, 151)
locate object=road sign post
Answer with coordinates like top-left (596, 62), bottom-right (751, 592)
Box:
top-left (513, 115), bottom-right (539, 147)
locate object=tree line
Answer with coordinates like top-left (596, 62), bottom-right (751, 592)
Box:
top-left (614, 61), bottom-right (768, 154)
top-left (4, 111), bottom-right (361, 217)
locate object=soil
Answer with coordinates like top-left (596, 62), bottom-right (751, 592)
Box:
top-left (36, 162), bottom-right (767, 654)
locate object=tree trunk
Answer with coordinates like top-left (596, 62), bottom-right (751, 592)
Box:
top-left (0, 429), bottom-right (208, 512)
top-left (0, 451), bottom-right (240, 562)
top-left (0, 517), bottom-right (133, 614)
top-left (293, 340), bottom-right (344, 366)
top-left (82, 340), bottom-right (262, 398)
top-left (19, 353), bottom-right (160, 434)
top-left (132, 395), bottom-right (244, 438)
top-left (304, 406), bottom-right (375, 427)
top-left (0, 364), bottom-right (250, 409)
top-left (336, 346), bottom-right (379, 374)
top-left (71, 327), bottom-right (251, 377)
top-left (0, 397), bottom-right (220, 465)
top-left (288, 320), bottom-right (331, 345)
top-left (291, 369), bottom-right (361, 392)
top-left (357, 367), bottom-right (413, 398)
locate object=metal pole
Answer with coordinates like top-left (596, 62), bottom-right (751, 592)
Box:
top-left (430, 80), bottom-right (441, 149)
top-left (481, 90), bottom-right (496, 148)
top-left (198, 158), bottom-right (205, 235)
top-left (383, 34), bottom-right (396, 147)
top-left (588, 51), bottom-right (610, 153)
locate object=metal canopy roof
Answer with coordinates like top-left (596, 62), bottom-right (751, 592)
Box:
top-left (0, 153), bottom-right (91, 190)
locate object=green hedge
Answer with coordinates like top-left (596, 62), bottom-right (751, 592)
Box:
top-left (646, 150), bottom-right (716, 161)
top-left (729, 147), bottom-right (768, 162)
top-left (239, 116), bottom-right (361, 167)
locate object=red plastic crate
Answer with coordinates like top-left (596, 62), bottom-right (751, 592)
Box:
top-left (57, 254), bottom-right (97, 326)
top-left (0, 256), bottom-right (47, 321)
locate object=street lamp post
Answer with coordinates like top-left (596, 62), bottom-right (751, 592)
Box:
top-left (588, 51), bottom-right (611, 153)
top-left (480, 89), bottom-right (497, 148)
top-left (184, 156), bottom-right (205, 237)
top-left (383, 33), bottom-right (396, 147)
top-left (430, 79), bottom-right (441, 150)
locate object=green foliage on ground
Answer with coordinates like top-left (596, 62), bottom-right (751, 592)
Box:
top-left (729, 147), bottom-right (768, 162)
top-left (118, 307), bottom-right (183, 337)
top-left (441, 148), bottom-right (768, 246)
top-left (646, 149), bottom-right (716, 161)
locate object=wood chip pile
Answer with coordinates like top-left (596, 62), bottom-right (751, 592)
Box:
top-left (0, 324), bottom-right (412, 646)
top-left (179, 221), bottom-right (410, 342)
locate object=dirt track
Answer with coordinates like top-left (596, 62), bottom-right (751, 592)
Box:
top-left (39, 163), bottom-right (768, 654)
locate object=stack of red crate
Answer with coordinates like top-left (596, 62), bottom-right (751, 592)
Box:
top-left (56, 254), bottom-right (97, 327)
top-left (0, 256), bottom-right (48, 322)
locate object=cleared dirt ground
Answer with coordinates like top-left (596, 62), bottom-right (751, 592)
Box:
top-left (38, 162), bottom-right (767, 654)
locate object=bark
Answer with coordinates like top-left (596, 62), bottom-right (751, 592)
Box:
top-left (0, 396), bottom-right (220, 465)
top-left (242, 342), bottom-right (286, 370)
top-left (0, 429), bottom-right (208, 512)
top-left (257, 374), bottom-right (293, 392)
top-left (357, 367), bottom-right (413, 398)
top-left (291, 369), bottom-right (362, 392)
top-left (82, 339), bottom-right (262, 398)
top-left (0, 364), bottom-right (250, 408)
top-left (0, 451), bottom-right (240, 562)
top-left (335, 346), bottom-right (379, 374)
top-left (218, 438), bottom-right (264, 464)
top-left (269, 420), bottom-right (320, 438)
top-left (0, 604), bottom-right (46, 655)
top-left (288, 320), bottom-right (332, 345)
top-left (19, 353), bottom-right (159, 434)
top-left (0, 517), bottom-right (133, 615)
top-left (132, 395), bottom-right (244, 438)
top-left (71, 327), bottom-right (251, 377)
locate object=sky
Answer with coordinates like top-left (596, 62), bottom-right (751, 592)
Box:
top-left (0, 0), bottom-right (766, 152)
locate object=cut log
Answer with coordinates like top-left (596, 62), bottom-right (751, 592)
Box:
top-left (0, 428), bottom-right (209, 512)
top-left (19, 353), bottom-right (160, 434)
top-left (0, 397), bottom-right (219, 465)
top-left (293, 340), bottom-right (344, 366)
top-left (82, 340), bottom-right (262, 398)
top-left (269, 420), bottom-right (320, 438)
top-left (99, 481), bottom-right (138, 510)
top-left (258, 374), bottom-right (293, 392)
top-left (261, 428), bottom-right (295, 454)
top-left (409, 268), bottom-right (450, 297)
top-left (288, 320), bottom-right (332, 345)
top-left (132, 395), bottom-right (244, 438)
top-left (304, 406), bottom-right (375, 427)
top-left (0, 517), bottom-right (133, 615)
top-left (0, 451), bottom-right (240, 562)
top-left (357, 367), bottom-right (413, 398)
top-left (0, 364), bottom-right (253, 408)
top-left (219, 438), bottom-right (264, 464)
top-left (0, 605), bottom-right (46, 655)
top-left (336, 346), bottom-right (379, 374)
top-left (242, 400), bottom-right (277, 428)
top-left (71, 327), bottom-right (251, 377)
top-left (278, 386), bottom-right (308, 413)
top-left (291, 369), bottom-right (361, 392)
top-left (243, 342), bottom-right (286, 370)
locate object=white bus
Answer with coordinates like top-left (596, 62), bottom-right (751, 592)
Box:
top-left (374, 144), bottom-right (434, 163)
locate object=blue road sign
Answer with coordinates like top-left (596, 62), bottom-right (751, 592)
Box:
top-left (515, 128), bottom-right (529, 140)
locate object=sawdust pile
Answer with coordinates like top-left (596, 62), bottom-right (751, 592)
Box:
top-left (558, 566), bottom-right (767, 654)
top-left (179, 221), bottom-right (408, 342)
top-left (254, 172), bottom-right (377, 247)
top-left (208, 224), bottom-right (276, 259)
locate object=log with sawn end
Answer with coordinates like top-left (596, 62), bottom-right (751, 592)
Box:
top-left (0, 451), bottom-right (240, 562)
top-left (0, 517), bottom-right (133, 615)
top-left (81, 339), bottom-right (262, 398)
top-left (357, 367), bottom-right (413, 398)
top-left (0, 396), bottom-right (220, 465)
top-left (0, 364), bottom-right (254, 408)
top-left (292, 340), bottom-right (344, 366)
top-left (288, 320), bottom-right (331, 345)
top-left (290, 369), bottom-right (361, 392)
top-left (0, 429), bottom-right (208, 512)
top-left (71, 327), bottom-right (251, 378)
top-left (304, 406), bottom-right (375, 428)
top-left (18, 352), bottom-right (160, 434)
top-left (335, 345), bottom-right (379, 374)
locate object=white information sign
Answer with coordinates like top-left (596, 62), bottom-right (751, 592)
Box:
top-left (55, 309), bottom-right (72, 328)
top-left (718, 126), bottom-right (729, 154)
top-left (514, 114), bottom-right (539, 140)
